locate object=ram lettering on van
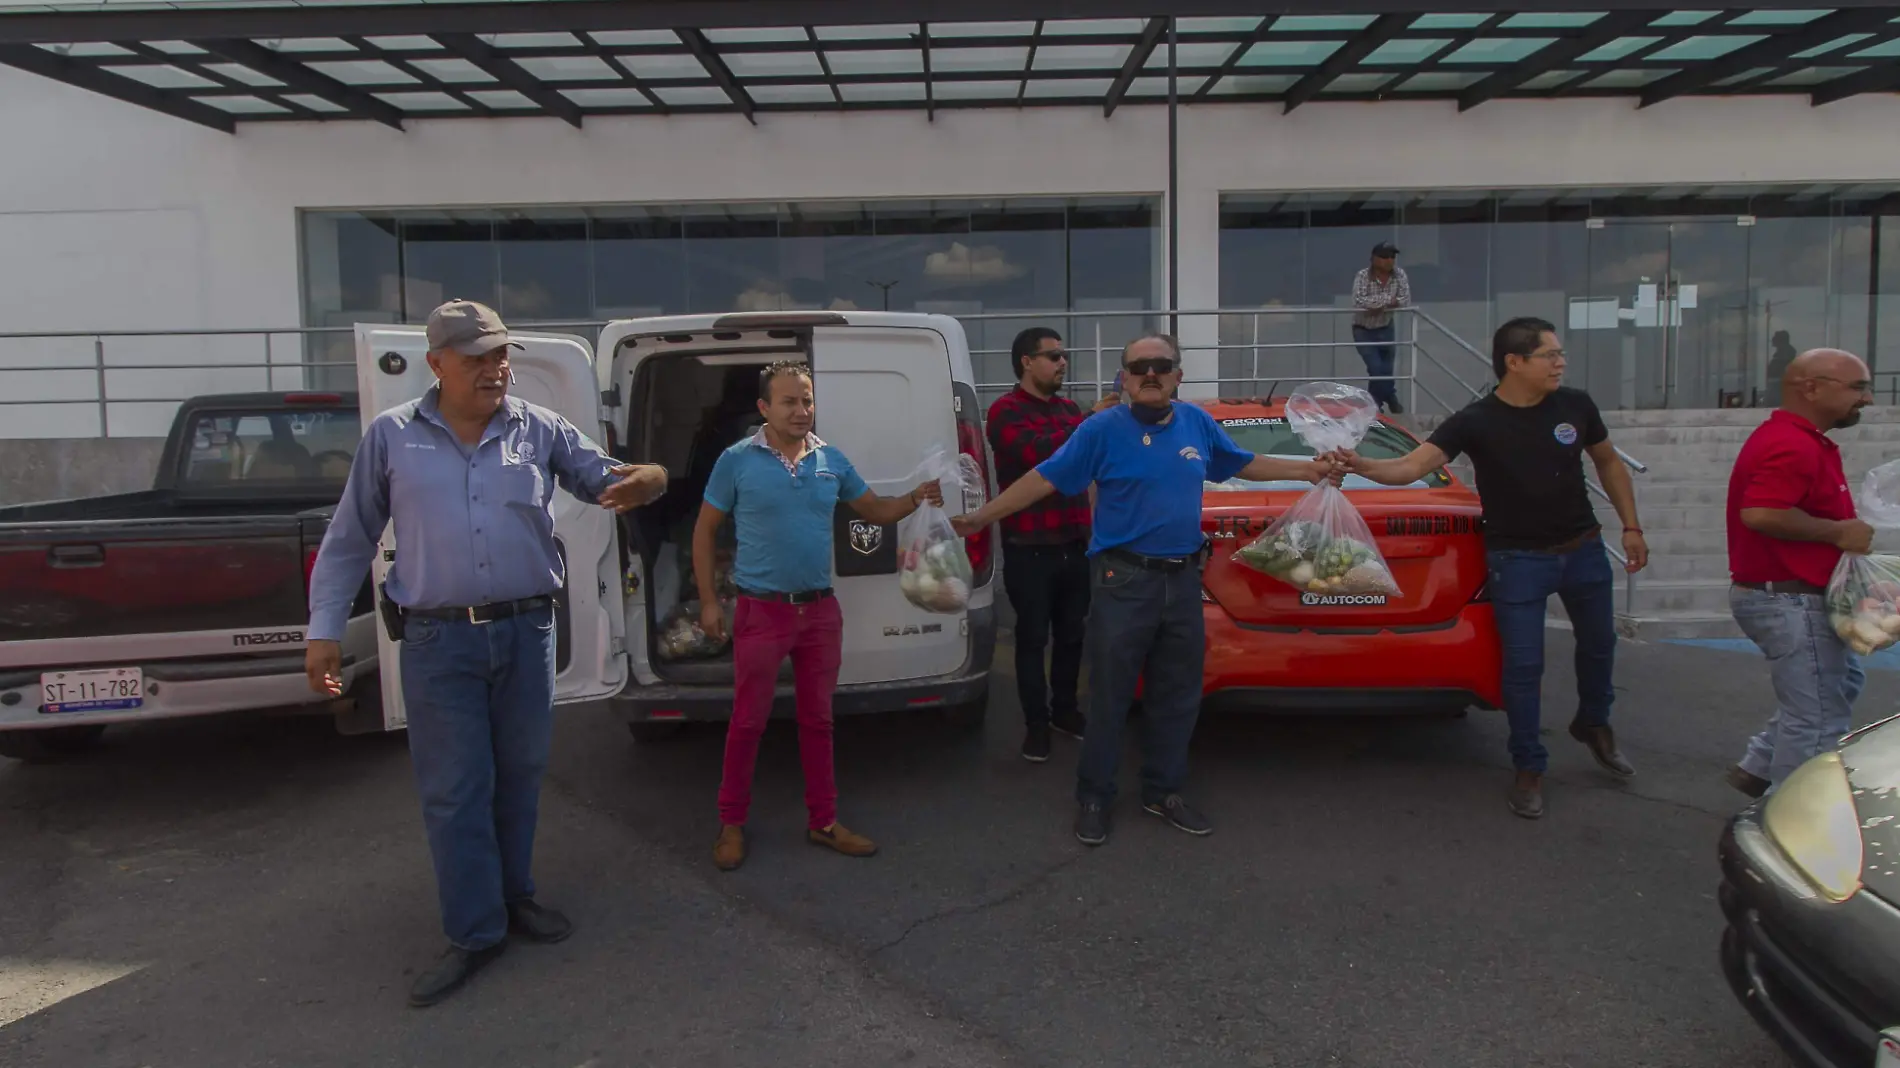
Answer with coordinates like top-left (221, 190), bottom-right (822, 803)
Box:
top-left (233, 630), bottom-right (306, 647)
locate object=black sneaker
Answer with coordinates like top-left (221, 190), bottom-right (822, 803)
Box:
top-left (1142, 794), bottom-right (1213, 836)
top-left (408, 943), bottom-right (505, 1008)
top-left (1075, 801), bottom-right (1110, 846)
top-left (1050, 711), bottom-right (1086, 740)
top-left (1021, 726), bottom-right (1052, 763)
top-left (1387, 397), bottom-right (1405, 415)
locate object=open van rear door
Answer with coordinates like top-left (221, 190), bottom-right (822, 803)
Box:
top-left (810, 323), bottom-right (966, 685)
top-left (353, 324), bottom-right (628, 730)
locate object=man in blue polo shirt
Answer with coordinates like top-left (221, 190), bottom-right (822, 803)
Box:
top-left (694, 360), bottom-right (942, 872)
top-left (954, 334), bottom-right (1339, 846)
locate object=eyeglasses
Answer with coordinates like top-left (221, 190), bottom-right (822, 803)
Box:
top-left (1125, 357), bottom-right (1178, 376)
top-left (1524, 348), bottom-right (1567, 361)
top-left (1035, 350), bottom-right (1070, 363)
top-left (1811, 375), bottom-right (1874, 394)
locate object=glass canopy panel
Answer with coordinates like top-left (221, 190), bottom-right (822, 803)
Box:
top-left (1033, 44), bottom-right (1132, 70)
top-left (721, 52), bottom-right (826, 78)
top-left (824, 49), bottom-right (924, 76)
top-left (1238, 40), bottom-right (1347, 66)
top-left (409, 58), bottom-right (497, 83)
top-left (1441, 37), bottom-right (1556, 63)
top-left (199, 95), bottom-right (290, 113)
top-left (931, 47), bottom-right (1029, 72)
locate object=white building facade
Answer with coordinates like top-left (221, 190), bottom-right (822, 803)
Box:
top-left (2, 3), bottom-right (1899, 441)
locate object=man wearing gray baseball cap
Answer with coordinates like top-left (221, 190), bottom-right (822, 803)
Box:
top-left (305, 299), bottom-right (668, 1007)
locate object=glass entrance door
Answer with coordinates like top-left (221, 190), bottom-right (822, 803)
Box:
top-left (1575, 218), bottom-right (1751, 409)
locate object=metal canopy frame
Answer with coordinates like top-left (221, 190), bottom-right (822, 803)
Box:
top-left (1, 2), bottom-right (1896, 131)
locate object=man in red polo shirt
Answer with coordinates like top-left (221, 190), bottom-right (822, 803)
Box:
top-left (1726, 348), bottom-right (1876, 797)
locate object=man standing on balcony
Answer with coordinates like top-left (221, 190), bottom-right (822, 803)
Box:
top-left (1725, 348), bottom-right (1874, 799)
top-left (1351, 242), bottom-right (1410, 415)
top-left (305, 299), bottom-right (669, 1007)
top-left (1341, 317), bottom-right (1648, 820)
top-left (987, 327), bottom-right (1119, 763)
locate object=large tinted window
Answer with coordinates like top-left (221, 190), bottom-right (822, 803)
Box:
top-left (1218, 185), bottom-right (1899, 410)
top-left (302, 197), bottom-right (1160, 407)
top-left (181, 410), bottom-right (361, 488)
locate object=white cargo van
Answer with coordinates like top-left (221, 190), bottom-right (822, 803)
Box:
top-left (352, 311), bottom-right (998, 743)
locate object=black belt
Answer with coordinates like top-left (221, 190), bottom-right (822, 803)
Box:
top-left (1104, 547), bottom-right (1206, 574)
top-left (739, 588), bottom-right (834, 605)
top-left (1735, 579), bottom-right (1827, 596)
top-left (404, 594), bottom-right (555, 624)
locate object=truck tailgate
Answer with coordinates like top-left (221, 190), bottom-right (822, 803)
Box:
top-left (0, 516), bottom-right (313, 645)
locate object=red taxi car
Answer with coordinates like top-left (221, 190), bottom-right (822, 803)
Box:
top-left (1197, 398), bottom-right (1502, 714)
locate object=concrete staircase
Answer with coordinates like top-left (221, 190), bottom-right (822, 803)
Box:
top-left (1413, 406), bottom-right (1900, 640)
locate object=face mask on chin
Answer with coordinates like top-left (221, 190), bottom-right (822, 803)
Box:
top-left (1130, 397), bottom-right (1172, 425)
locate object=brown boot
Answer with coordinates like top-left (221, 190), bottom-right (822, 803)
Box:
top-left (713, 825), bottom-right (746, 871)
top-left (807, 822), bottom-right (878, 858)
top-left (1508, 771), bottom-right (1545, 820)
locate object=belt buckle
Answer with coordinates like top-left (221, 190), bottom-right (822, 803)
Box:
top-left (467, 606), bottom-right (490, 625)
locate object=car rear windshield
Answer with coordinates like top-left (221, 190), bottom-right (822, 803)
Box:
top-left (1212, 416), bottom-right (1451, 489)
top-left (180, 409), bottom-right (362, 489)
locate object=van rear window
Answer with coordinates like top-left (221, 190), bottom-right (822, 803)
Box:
top-left (1211, 416), bottom-right (1450, 490)
top-left (181, 410), bottom-right (361, 488)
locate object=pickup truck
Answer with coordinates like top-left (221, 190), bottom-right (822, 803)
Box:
top-left (0, 392), bottom-right (381, 761)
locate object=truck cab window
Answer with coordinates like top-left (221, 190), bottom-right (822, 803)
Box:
top-left (182, 411), bottom-right (363, 487)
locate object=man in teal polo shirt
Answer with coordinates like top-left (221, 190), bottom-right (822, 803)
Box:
top-left (954, 333), bottom-right (1338, 847)
top-left (694, 360), bottom-right (942, 872)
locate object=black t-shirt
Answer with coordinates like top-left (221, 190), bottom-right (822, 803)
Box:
top-left (1426, 387), bottom-right (1608, 550)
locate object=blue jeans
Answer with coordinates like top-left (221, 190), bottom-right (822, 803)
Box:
top-left (1352, 323), bottom-right (1400, 409)
top-left (399, 604), bottom-right (557, 951)
top-left (1487, 538), bottom-right (1617, 773)
top-left (1077, 556), bottom-right (1205, 806)
top-left (1730, 587), bottom-right (1864, 788)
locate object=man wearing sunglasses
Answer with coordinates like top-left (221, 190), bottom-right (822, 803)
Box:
top-left (1724, 348), bottom-right (1875, 799)
top-left (986, 328), bottom-right (1121, 763)
top-left (954, 334), bottom-right (1338, 846)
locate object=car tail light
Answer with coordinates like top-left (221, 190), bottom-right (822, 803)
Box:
top-left (303, 547), bottom-right (319, 597)
top-left (952, 384), bottom-right (995, 588)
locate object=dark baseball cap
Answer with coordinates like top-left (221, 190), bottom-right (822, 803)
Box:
top-left (1371, 242), bottom-right (1400, 258)
top-left (425, 299), bottom-right (523, 357)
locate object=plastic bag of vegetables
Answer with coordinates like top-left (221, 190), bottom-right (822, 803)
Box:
top-left (1826, 458), bottom-right (1900, 656)
top-left (897, 448), bottom-right (982, 614)
top-left (1231, 382), bottom-right (1402, 598)
top-left (656, 598), bottom-right (732, 661)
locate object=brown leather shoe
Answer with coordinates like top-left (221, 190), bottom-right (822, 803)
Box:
top-left (807, 822), bottom-right (878, 858)
top-left (1726, 765), bottom-right (1770, 799)
top-left (1508, 771), bottom-right (1545, 820)
top-left (1568, 719), bottom-right (1636, 778)
top-left (713, 825), bottom-right (746, 871)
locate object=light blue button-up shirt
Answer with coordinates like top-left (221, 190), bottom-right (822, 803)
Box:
top-left (306, 385), bottom-right (619, 642)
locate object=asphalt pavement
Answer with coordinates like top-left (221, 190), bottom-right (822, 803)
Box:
top-left (3, 630), bottom-right (1888, 1068)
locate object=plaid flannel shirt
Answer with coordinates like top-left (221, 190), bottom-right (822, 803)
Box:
top-left (1351, 266), bottom-right (1411, 330)
top-left (986, 387), bottom-right (1092, 546)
